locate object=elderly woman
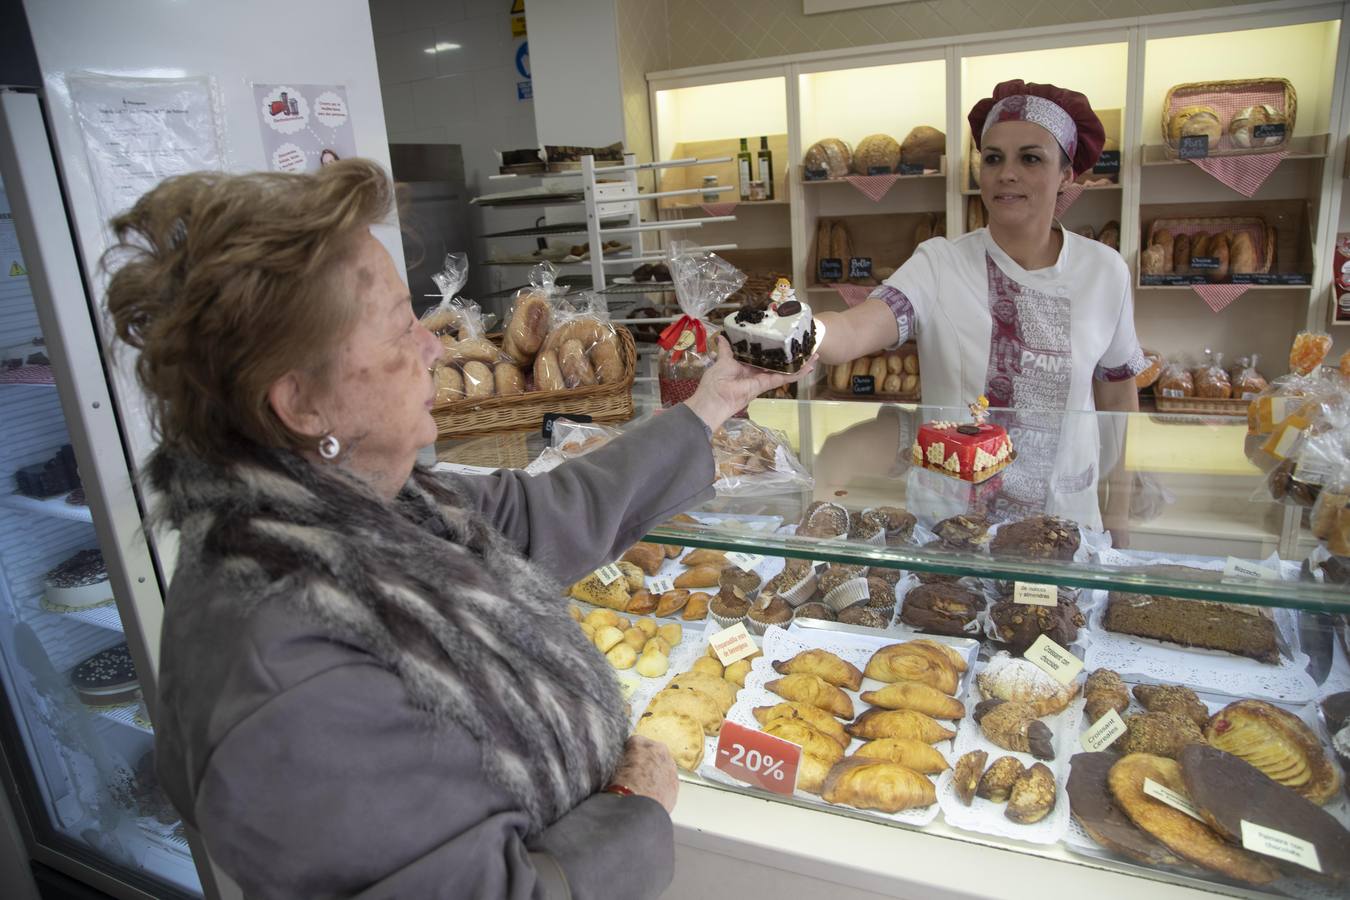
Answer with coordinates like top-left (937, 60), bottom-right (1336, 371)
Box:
top-left (817, 80), bottom-right (1143, 533)
top-left (105, 159), bottom-right (805, 898)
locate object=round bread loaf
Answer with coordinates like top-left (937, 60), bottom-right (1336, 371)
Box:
top-left (900, 126), bottom-right (945, 170)
top-left (852, 134), bottom-right (901, 175)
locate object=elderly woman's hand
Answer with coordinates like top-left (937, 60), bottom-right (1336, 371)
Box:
top-left (611, 735), bottom-right (679, 813)
top-left (683, 336), bottom-right (817, 434)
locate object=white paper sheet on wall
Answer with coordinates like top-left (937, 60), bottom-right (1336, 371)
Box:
top-left (65, 74), bottom-right (225, 226)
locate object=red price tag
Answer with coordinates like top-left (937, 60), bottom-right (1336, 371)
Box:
top-left (714, 721), bottom-right (801, 796)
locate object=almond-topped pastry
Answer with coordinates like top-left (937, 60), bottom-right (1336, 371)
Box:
top-left (977, 652), bottom-right (1078, 716)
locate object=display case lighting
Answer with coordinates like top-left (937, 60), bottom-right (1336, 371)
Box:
top-left (424, 42), bottom-right (462, 54)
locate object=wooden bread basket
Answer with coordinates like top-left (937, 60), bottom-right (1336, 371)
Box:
top-left (1147, 216), bottom-right (1276, 274)
top-left (431, 327), bottom-right (636, 439)
top-left (1162, 78), bottom-right (1296, 157)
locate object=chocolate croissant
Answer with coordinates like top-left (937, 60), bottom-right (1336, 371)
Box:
top-left (974, 699), bottom-right (1055, 760)
top-left (860, 682), bottom-right (965, 720)
top-left (765, 673), bottom-right (854, 719)
top-left (821, 757), bottom-right (937, 813)
top-left (772, 649), bottom-right (864, 691)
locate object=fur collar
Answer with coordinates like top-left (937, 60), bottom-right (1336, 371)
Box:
top-left (149, 444), bottom-right (627, 834)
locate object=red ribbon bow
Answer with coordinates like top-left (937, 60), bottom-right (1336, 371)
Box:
top-left (657, 315), bottom-right (708, 362)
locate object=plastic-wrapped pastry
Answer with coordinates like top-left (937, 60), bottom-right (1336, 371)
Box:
top-left (1155, 362), bottom-right (1194, 398)
top-left (1290, 331), bottom-right (1333, 375)
top-left (1193, 352), bottom-right (1232, 399)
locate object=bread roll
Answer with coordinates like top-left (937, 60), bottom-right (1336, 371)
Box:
top-left (1172, 233), bottom-right (1191, 275)
top-left (851, 358), bottom-right (871, 378)
top-left (493, 362), bottom-right (524, 396)
top-left (442, 338), bottom-right (499, 366)
top-left (868, 356), bottom-right (888, 385)
top-left (590, 334), bottom-right (623, 384)
top-left (1140, 245), bottom-right (1166, 276)
top-left (1230, 232), bottom-right (1258, 274)
top-left (1168, 105), bottom-right (1222, 145)
top-left (433, 365), bottom-right (464, 401)
top-left (1209, 232), bottom-right (1231, 281)
top-left (830, 363), bottom-right (850, 392)
top-left (883, 373), bottom-right (903, 393)
top-left (900, 126), bottom-right (945, 171)
top-left (462, 361), bottom-right (494, 398)
top-left (885, 353), bottom-right (903, 374)
top-left (1191, 232), bottom-right (1212, 259)
top-left (1229, 105), bottom-right (1287, 149)
top-left (852, 134), bottom-right (901, 174)
top-left (501, 292), bottom-right (552, 365)
top-left (803, 138), bottom-right (852, 178)
top-left (829, 221), bottom-right (852, 265)
top-left (535, 349), bottom-right (565, 392)
top-left (559, 338), bottom-right (596, 388)
top-left (1153, 229), bottom-right (1174, 274)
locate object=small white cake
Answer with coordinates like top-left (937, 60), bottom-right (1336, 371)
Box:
top-left (43, 548), bottom-right (112, 610)
top-left (722, 278), bottom-right (815, 373)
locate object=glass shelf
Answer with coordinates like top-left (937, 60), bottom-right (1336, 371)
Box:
top-left (438, 396), bottom-right (1349, 613)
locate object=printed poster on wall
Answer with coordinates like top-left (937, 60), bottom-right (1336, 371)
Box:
top-left (252, 83), bottom-right (357, 173)
top-left (66, 74), bottom-right (225, 226)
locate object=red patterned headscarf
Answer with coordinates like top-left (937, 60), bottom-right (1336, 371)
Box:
top-left (968, 80), bottom-right (1105, 177)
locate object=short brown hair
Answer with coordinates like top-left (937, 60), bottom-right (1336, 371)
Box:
top-left (104, 159), bottom-right (394, 463)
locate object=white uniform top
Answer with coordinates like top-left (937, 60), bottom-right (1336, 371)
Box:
top-left (872, 227), bottom-right (1146, 529)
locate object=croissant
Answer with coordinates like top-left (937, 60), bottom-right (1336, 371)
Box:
top-left (821, 757), bottom-right (938, 813)
top-left (852, 738), bottom-right (949, 774)
top-left (860, 682), bottom-right (965, 720)
top-left (762, 719), bottom-right (846, 765)
top-left (753, 702), bottom-right (851, 749)
top-left (772, 649), bottom-right (864, 691)
top-left (974, 699), bottom-right (1055, 760)
top-left (674, 565), bottom-right (722, 589)
top-left (1084, 669), bottom-right (1131, 724)
top-left (864, 644), bottom-right (959, 694)
top-left (766, 673), bottom-right (854, 719)
top-left (846, 708), bottom-right (955, 744)
top-left (1132, 683), bottom-right (1208, 729)
top-left (681, 549), bottom-right (728, 567)
top-left (621, 542), bottom-right (665, 576)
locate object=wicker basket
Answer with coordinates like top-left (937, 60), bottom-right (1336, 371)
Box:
top-left (1161, 78), bottom-right (1296, 158)
top-left (431, 327), bottom-right (636, 439)
top-left (1146, 216), bottom-right (1276, 274)
top-left (1154, 395), bottom-right (1248, 417)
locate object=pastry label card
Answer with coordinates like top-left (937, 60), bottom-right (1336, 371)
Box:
top-left (594, 563), bottom-right (623, 586)
top-left (817, 258), bottom-right (843, 281)
top-left (708, 623), bottom-right (757, 666)
top-left (1024, 634), bottom-right (1083, 686)
top-left (1080, 708), bottom-right (1127, 752)
top-left (1178, 134), bottom-right (1209, 159)
top-left (715, 721), bottom-right (801, 796)
top-left (1013, 582), bottom-right (1057, 606)
top-left (850, 374), bottom-right (875, 395)
top-left (1143, 778), bottom-right (1204, 821)
top-left (1240, 821), bottom-right (1321, 873)
top-left (647, 574), bottom-right (675, 595)
top-left (726, 551), bottom-right (764, 572)
top-left (1223, 557), bottom-right (1278, 581)
top-left (848, 257), bottom-right (873, 280)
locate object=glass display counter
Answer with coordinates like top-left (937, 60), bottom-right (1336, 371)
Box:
top-left (437, 396), bottom-right (1349, 899)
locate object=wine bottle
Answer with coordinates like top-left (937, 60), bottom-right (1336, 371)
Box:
top-left (736, 138), bottom-right (752, 201)
top-left (756, 136), bottom-right (774, 200)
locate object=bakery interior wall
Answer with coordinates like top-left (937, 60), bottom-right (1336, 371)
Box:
top-left (659, 0), bottom-right (1273, 69)
top-left (370, 0), bottom-right (538, 305)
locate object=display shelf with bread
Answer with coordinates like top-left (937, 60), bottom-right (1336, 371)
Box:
top-left (1137, 199), bottom-right (1315, 288)
top-left (436, 381), bottom-right (1350, 898)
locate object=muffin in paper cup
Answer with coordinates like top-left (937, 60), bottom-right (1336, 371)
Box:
top-left (792, 601), bottom-right (836, 623)
top-left (848, 515), bottom-right (886, 546)
top-left (765, 559), bottom-right (818, 607)
top-left (744, 591), bottom-right (793, 635)
top-left (708, 590), bottom-right (749, 631)
top-left (823, 577), bottom-right (869, 612)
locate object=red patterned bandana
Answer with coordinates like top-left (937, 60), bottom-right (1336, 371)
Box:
top-left (969, 80), bottom-right (1105, 177)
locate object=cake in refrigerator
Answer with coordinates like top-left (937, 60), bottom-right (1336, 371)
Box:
top-left (722, 278), bottom-right (816, 374)
top-left (70, 642), bottom-right (139, 706)
top-left (43, 548), bottom-right (112, 610)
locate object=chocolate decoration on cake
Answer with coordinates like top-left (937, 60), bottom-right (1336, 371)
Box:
top-left (956, 424), bottom-right (980, 435)
top-left (776, 300), bottom-right (801, 316)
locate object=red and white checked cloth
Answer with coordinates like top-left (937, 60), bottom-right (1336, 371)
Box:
top-left (845, 174), bottom-right (900, 203)
top-left (1189, 151), bottom-right (1287, 197)
top-left (1191, 283), bottom-right (1249, 313)
top-left (1054, 184), bottom-right (1086, 218)
top-left (1166, 83), bottom-right (1290, 197)
top-left (834, 284), bottom-right (875, 307)
top-left (699, 202), bottom-right (739, 217)
top-left (0, 365), bottom-right (54, 385)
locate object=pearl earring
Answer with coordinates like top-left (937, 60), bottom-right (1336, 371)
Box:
top-left (318, 434), bottom-right (341, 460)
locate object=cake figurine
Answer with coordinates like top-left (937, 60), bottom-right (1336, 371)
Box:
top-left (912, 396), bottom-right (1014, 483)
top-left (722, 278), bottom-right (816, 374)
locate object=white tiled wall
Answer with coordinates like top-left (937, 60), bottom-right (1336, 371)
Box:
top-left (371, 0), bottom-right (538, 300)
